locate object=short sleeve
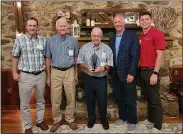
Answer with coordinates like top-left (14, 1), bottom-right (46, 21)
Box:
top-left (77, 46), bottom-right (85, 64)
top-left (106, 46), bottom-right (113, 67)
top-left (154, 31), bottom-right (165, 50)
top-left (44, 38), bottom-right (52, 58)
top-left (12, 37), bottom-right (21, 57)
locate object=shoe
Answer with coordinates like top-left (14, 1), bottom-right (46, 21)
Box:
top-left (102, 120), bottom-right (109, 130)
top-left (114, 119), bottom-right (127, 127)
top-left (152, 127), bottom-right (162, 133)
top-left (87, 120), bottom-right (96, 128)
top-left (50, 121), bottom-right (62, 132)
top-left (127, 124), bottom-right (136, 133)
top-left (66, 122), bottom-right (78, 130)
top-left (139, 119), bottom-right (154, 126)
top-left (24, 128), bottom-right (33, 134)
top-left (36, 121), bottom-right (49, 130)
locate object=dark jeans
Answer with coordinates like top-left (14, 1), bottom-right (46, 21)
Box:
top-left (139, 68), bottom-right (163, 130)
top-left (112, 73), bottom-right (137, 124)
top-left (83, 73), bottom-right (108, 122)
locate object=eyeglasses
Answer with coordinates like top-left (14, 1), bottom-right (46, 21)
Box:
top-left (91, 35), bottom-right (102, 38)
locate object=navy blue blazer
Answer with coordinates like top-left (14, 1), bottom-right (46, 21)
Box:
top-left (109, 29), bottom-right (140, 81)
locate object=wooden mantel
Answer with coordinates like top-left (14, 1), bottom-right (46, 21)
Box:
top-left (77, 36), bottom-right (181, 41)
top-left (82, 8), bottom-right (144, 14)
top-left (165, 36), bottom-right (181, 41)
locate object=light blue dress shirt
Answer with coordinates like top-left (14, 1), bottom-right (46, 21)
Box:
top-left (115, 35), bottom-right (122, 62)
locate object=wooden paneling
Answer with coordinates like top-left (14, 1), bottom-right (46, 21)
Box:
top-left (1, 70), bottom-right (51, 108)
top-left (169, 65), bottom-right (183, 96)
top-left (169, 65), bottom-right (183, 84)
top-left (1, 70), bottom-right (20, 106)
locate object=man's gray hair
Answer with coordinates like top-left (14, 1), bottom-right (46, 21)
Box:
top-left (56, 17), bottom-right (68, 27)
top-left (91, 27), bottom-right (103, 36)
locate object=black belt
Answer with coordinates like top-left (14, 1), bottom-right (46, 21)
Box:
top-left (21, 70), bottom-right (44, 75)
top-left (91, 76), bottom-right (106, 79)
top-left (85, 73), bottom-right (106, 79)
top-left (140, 67), bottom-right (154, 71)
top-left (52, 65), bottom-right (73, 71)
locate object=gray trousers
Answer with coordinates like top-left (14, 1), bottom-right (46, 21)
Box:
top-left (18, 71), bottom-right (46, 129)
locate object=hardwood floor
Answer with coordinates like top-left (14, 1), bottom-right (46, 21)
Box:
top-left (2, 108), bottom-right (183, 133)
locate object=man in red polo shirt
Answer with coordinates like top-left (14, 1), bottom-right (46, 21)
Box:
top-left (138, 11), bottom-right (165, 132)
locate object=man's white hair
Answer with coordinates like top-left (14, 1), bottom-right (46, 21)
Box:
top-left (56, 17), bottom-right (68, 27)
top-left (91, 27), bottom-right (103, 36)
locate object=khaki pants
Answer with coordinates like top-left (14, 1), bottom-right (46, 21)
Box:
top-left (19, 71), bottom-right (46, 129)
top-left (51, 67), bottom-right (75, 124)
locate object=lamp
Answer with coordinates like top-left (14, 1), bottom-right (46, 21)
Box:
top-left (16, 30), bottom-right (23, 37)
top-left (16, 2), bottom-right (21, 8)
top-left (71, 20), bottom-right (80, 37)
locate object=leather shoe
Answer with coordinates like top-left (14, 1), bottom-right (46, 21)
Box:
top-left (24, 128), bottom-right (33, 134)
top-left (102, 120), bottom-right (109, 130)
top-left (50, 121), bottom-right (62, 132)
top-left (87, 120), bottom-right (96, 128)
top-left (66, 122), bottom-right (78, 130)
top-left (36, 121), bottom-right (49, 130)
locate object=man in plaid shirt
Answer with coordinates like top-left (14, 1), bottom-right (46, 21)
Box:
top-left (12, 17), bottom-right (48, 134)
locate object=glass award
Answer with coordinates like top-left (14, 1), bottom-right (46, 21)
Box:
top-left (91, 53), bottom-right (97, 71)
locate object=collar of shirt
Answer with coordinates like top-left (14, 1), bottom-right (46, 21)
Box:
top-left (26, 33), bottom-right (38, 39)
top-left (116, 30), bottom-right (124, 37)
top-left (141, 26), bottom-right (154, 36)
top-left (91, 42), bottom-right (102, 50)
top-left (56, 33), bottom-right (68, 41)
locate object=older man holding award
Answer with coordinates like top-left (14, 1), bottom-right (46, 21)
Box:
top-left (77, 27), bottom-right (113, 130)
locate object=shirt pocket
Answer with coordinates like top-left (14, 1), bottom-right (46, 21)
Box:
top-left (35, 48), bottom-right (44, 56)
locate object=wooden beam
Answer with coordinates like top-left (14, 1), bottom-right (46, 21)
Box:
top-left (15, 2), bottom-right (24, 33)
top-left (98, 12), bottom-right (111, 21)
top-left (94, 13), bottom-right (106, 23)
top-left (83, 8), bottom-right (144, 15)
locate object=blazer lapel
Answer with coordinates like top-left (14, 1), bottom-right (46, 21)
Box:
top-left (111, 34), bottom-right (116, 55)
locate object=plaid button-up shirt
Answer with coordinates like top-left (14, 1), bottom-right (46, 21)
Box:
top-left (12, 34), bottom-right (46, 72)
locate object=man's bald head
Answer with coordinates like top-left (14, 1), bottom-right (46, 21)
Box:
top-left (91, 27), bottom-right (103, 36)
top-left (113, 13), bottom-right (125, 35)
top-left (91, 27), bottom-right (103, 46)
top-left (113, 13), bottom-right (125, 22)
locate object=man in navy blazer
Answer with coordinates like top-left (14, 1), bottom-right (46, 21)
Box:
top-left (109, 14), bottom-right (139, 133)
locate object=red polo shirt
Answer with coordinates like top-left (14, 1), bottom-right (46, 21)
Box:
top-left (139, 27), bottom-right (165, 67)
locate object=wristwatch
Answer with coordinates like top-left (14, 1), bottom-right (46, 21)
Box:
top-left (153, 71), bottom-right (159, 75)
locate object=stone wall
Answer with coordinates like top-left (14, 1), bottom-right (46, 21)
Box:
top-left (1, 1), bottom-right (182, 69)
top-left (2, 2), bottom-right (16, 69)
